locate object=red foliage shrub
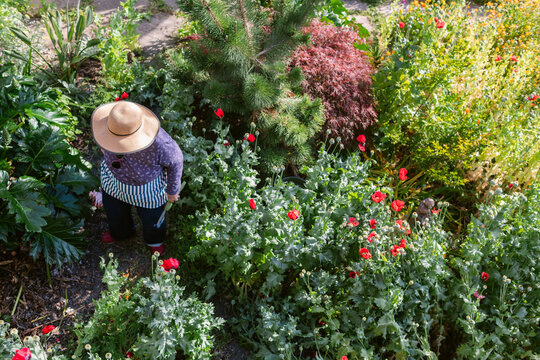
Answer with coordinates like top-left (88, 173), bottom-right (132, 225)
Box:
top-left (290, 20), bottom-right (377, 146)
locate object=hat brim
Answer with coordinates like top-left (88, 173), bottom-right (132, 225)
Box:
top-left (91, 101), bottom-right (160, 154)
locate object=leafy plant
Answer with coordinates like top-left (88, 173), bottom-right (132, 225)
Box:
top-left (290, 20), bottom-right (377, 147)
top-left (74, 254), bottom-right (224, 360)
top-left (449, 182), bottom-right (540, 359)
top-left (8, 3), bottom-right (100, 83)
top-left (0, 64), bottom-right (98, 266)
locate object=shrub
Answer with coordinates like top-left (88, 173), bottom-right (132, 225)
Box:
top-left (0, 64), bottom-right (98, 266)
top-left (450, 182), bottom-right (540, 358)
top-left (373, 0), bottom-right (540, 191)
top-left (74, 254), bottom-right (224, 360)
top-left (290, 20), bottom-right (377, 146)
top-left (183, 131), bottom-right (453, 357)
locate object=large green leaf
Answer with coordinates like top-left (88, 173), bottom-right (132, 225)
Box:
top-left (47, 183), bottom-right (81, 216)
top-left (0, 210), bottom-right (16, 244)
top-left (13, 125), bottom-right (69, 176)
top-left (0, 171), bottom-right (51, 232)
top-left (56, 165), bottom-right (98, 195)
top-left (25, 216), bottom-right (85, 266)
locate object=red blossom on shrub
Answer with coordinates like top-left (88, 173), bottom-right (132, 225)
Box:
top-left (508, 183), bottom-right (514, 189)
top-left (223, 140), bottom-right (230, 146)
top-left (357, 134), bottom-right (366, 143)
top-left (42, 325), bottom-right (55, 334)
top-left (214, 108), bottom-right (224, 118)
top-left (288, 209), bottom-right (300, 220)
top-left (370, 219), bottom-right (377, 229)
top-left (358, 144), bottom-right (366, 152)
top-left (432, 208), bottom-right (441, 215)
top-left (398, 168), bottom-right (408, 181)
top-left (359, 247), bottom-right (371, 259)
top-left (367, 232), bottom-right (377, 243)
top-left (481, 272), bottom-right (489, 281)
top-left (12, 348), bottom-right (31, 360)
top-left (348, 217), bottom-right (359, 227)
top-left (289, 20), bottom-right (377, 146)
top-left (348, 271), bottom-right (359, 278)
top-left (371, 191), bottom-right (386, 203)
top-left (391, 200), bottom-right (405, 212)
top-left (161, 258), bottom-right (179, 272)
top-left (126, 352), bottom-right (134, 358)
top-left (249, 199), bottom-right (256, 210)
top-left (398, 21), bottom-right (405, 29)
top-left (244, 134), bottom-right (255, 142)
top-left (436, 20), bottom-right (445, 29)
top-left (121, 92), bottom-right (129, 100)
top-left (400, 239), bottom-right (406, 248)
top-left (495, 55), bottom-right (501, 61)
top-left (341, 357), bottom-right (349, 360)
top-left (510, 55), bottom-right (518, 61)
top-left (528, 95), bottom-right (539, 101)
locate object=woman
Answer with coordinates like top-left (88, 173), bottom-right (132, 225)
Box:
top-left (91, 100), bottom-right (183, 255)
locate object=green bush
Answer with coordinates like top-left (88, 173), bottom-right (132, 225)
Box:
top-left (373, 0), bottom-right (540, 191)
top-left (74, 254), bottom-right (224, 360)
top-left (0, 64), bottom-right (98, 266)
top-left (0, 321), bottom-right (67, 360)
top-left (450, 183), bottom-right (540, 359)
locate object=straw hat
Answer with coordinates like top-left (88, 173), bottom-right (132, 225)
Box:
top-left (91, 101), bottom-right (160, 154)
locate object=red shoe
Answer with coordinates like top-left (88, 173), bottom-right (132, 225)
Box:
top-left (150, 244), bottom-right (165, 256)
top-left (101, 231), bottom-right (115, 244)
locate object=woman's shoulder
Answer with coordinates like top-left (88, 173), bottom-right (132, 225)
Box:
top-left (155, 128), bottom-right (182, 153)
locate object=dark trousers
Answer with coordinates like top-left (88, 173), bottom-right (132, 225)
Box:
top-left (102, 190), bottom-right (167, 246)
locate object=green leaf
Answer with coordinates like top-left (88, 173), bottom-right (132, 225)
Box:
top-left (13, 125), bottom-right (69, 176)
top-left (47, 184), bottom-right (81, 216)
top-left (56, 165), bottom-right (98, 195)
top-left (25, 217), bottom-right (85, 266)
top-left (0, 171), bottom-right (51, 232)
top-left (9, 27), bottom-right (31, 45)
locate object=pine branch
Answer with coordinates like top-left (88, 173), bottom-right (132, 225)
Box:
top-left (255, 38), bottom-right (287, 59)
top-left (237, 0), bottom-right (251, 38)
top-left (199, 0), bottom-right (223, 32)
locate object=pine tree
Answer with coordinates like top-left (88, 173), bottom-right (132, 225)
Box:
top-left (177, 0), bottom-right (327, 171)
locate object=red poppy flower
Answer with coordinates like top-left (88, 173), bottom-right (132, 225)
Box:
top-left (432, 209), bottom-right (441, 215)
top-left (398, 168), bottom-right (408, 181)
top-left (510, 55), bottom-right (518, 61)
top-left (214, 108), bottom-right (224, 118)
top-left (370, 219), bottom-right (377, 229)
top-left (495, 55), bottom-right (501, 61)
top-left (249, 199), bottom-right (256, 210)
top-left (12, 348), bottom-right (31, 360)
top-left (348, 271), bottom-right (359, 278)
top-left (434, 17), bottom-right (439, 22)
top-left (398, 21), bottom-right (405, 29)
top-left (391, 200), bottom-right (405, 212)
top-left (161, 258), bottom-right (179, 272)
top-left (341, 357), bottom-right (349, 360)
top-left (406, 229), bottom-right (411, 235)
top-left (481, 272), bottom-right (489, 281)
top-left (358, 144), bottom-right (365, 152)
top-left (390, 244), bottom-right (401, 257)
top-left (115, 97), bottom-right (120, 101)
top-left (287, 209), bottom-right (299, 220)
top-left (367, 232), bottom-right (377, 243)
top-left (436, 21), bottom-right (445, 29)
top-left (348, 217), bottom-right (359, 227)
top-left (529, 95), bottom-right (539, 101)
top-left (120, 92), bottom-right (129, 100)
top-left (359, 247), bottom-right (371, 259)
top-left (400, 239), bottom-right (406, 248)
top-left (42, 325), bottom-right (55, 334)
top-left (126, 352), bottom-right (134, 358)
top-left (357, 134), bottom-right (366, 143)
top-left (508, 183), bottom-right (514, 189)
top-left (223, 140), bottom-right (230, 146)
top-left (371, 191), bottom-right (387, 203)
top-left (245, 134), bottom-right (255, 142)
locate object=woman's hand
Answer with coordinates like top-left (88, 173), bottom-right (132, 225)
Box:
top-left (167, 193), bottom-right (179, 202)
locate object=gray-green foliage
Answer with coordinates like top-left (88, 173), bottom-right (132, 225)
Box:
top-left (74, 255), bottom-right (224, 360)
top-left (0, 65), bottom-right (98, 266)
top-left (451, 183), bottom-right (540, 359)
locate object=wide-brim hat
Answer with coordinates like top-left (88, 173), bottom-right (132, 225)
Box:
top-left (91, 101), bottom-right (160, 154)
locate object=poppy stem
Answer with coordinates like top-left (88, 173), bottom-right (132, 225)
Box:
top-left (11, 282), bottom-right (23, 316)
